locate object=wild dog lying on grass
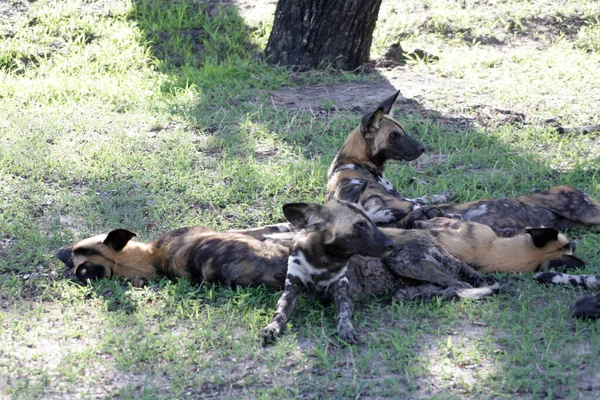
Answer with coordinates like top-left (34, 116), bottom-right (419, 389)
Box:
top-left (326, 91), bottom-right (455, 224)
top-left (412, 217), bottom-right (584, 273)
top-left (262, 202), bottom-right (395, 344)
top-left (534, 272), bottom-right (600, 319)
top-left (405, 186), bottom-right (600, 237)
top-left (56, 201), bottom-right (392, 293)
top-left (56, 200), bottom-right (395, 343)
top-left (57, 223), bottom-right (294, 289)
top-left (326, 92), bottom-right (600, 235)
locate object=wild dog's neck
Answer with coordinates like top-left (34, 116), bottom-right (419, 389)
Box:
top-left (292, 235), bottom-right (350, 271)
top-left (331, 126), bottom-right (386, 173)
top-left (112, 241), bottom-right (157, 278)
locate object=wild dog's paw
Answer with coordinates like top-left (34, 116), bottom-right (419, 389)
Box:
top-left (534, 272), bottom-right (560, 285)
top-left (571, 294), bottom-right (600, 319)
top-left (337, 320), bottom-right (359, 345)
top-left (261, 324), bottom-right (281, 344)
top-left (423, 206), bottom-right (446, 219)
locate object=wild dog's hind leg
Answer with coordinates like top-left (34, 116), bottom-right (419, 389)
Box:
top-left (527, 186), bottom-right (600, 232)
top-left (331, 277), bottom-right (359, 344)
top-left (385, 244), bottom-right (470, 289)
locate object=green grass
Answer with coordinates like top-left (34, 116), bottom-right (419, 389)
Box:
top-left (1, 0), bottom-right (600, 398)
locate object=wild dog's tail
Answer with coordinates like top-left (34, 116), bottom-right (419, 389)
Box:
top-left (455, 283), bottom-right (503, 299)
top-left (395, 282), bottom-right (503, 302)
top-left (534, 272), bottom-right (600, 288)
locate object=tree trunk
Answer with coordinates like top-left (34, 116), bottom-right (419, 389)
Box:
top-left (264, 0), bottom-right (383, 71)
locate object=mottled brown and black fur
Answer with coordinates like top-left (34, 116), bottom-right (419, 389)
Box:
top-left (413, 217), bottom-right (584, 273)
top-left (404, 186), bottom-right (600, 236)
top-left (57, 201), bottom-right (396, 343)
top-left (262, 201), bottom-right (395, 344)
top-left (57, 223), bottom-right (294, 290)
top-left (326, 91), bottom-right (454, 225)
top-left (378, 227), bottom-right (501, 301)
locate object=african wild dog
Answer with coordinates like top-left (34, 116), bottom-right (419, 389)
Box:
top-left (376, 227), bottom-right (502, 301)
top-left (56, 223), bottom-right (294, 289)
top-left (412, 217), bottom-right (584, 273)
top-left (534, 272), bottom-right (600, 319)
top-left (327, 93), bottom-right (600, 235)
top-left (56, 201), bottom-right (392, 295)
top-left (326, 91), bottom-right (454, 224)
top-left (405, 186), bottom-right (600, 237)
top-left (262, 201), bottom-right (395, 344)
top-left (56, 201), bottom-right (395, 342)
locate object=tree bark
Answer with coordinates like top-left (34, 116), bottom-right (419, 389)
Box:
top-left (264, 0), bottom-right (383, 71)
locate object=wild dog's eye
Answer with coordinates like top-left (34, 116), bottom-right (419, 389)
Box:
top-left (353, 221), bottom-right (367, 232)
top-left (390, 132), bottom-right (398, 138)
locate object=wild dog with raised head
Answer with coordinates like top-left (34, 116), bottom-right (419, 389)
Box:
top-left (262, 201), bottom-right (395, 344)
top-left (412, 217), bottom-right (584, 273)
top-left (327, 94), bottom-right (600, 235)
top-left (405, 186), bottom-right (600, 236)
top-left (326, 91), bottom-right (454, 224)
top-left (534, 272), bottom-right (600, 319)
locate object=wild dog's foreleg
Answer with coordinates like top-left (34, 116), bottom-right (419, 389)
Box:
top-left (363, 194), bottom-right (414, 224)
top-left (401, 207), bottom-right (450, 228)
top-left (331, 277), bottom-right (358, 344)
top-left (262, 278), bottom-right (303, 343)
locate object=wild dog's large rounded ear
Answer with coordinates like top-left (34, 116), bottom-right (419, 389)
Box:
top-left (525, 228), bottom-right (559, 248)
top-left (56, 247), bottom-right (74, 268)
top-left (541, 255), bottom-right (585, 271)
top-left (103, 229), bottom-right (137, 252)
top-left (360, 108), bottom-right (385, 138)
top-left (377, 90), bottom-right (400, 115)
top-left (282, 203), bottom-right (328, 232)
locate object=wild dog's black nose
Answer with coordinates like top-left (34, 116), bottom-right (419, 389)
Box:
top-left (569, 240), bottom-right (576, 252)
top-left (417, 144), bottom-right (426, 154)
top-left (384, 238), bottom-right (396, 250)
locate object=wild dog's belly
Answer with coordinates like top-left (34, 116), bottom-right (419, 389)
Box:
top-left (174, 234), bottom-right (291, 290)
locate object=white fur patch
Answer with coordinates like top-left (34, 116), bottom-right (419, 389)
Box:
top-left (367, 207), bottom-right (395, 223)
top-left (316, 266), bottom-right (348, 289)
top-left (338, 164), bottom-right (356, 171)
top-left (287, 251), bottom-right (328, 285)
top-left (377, 174), bottom-right (394, 192)
top-left (464, 204), bottom-right (488, 220)
top-left (349, 179), bottom-right (363, 185)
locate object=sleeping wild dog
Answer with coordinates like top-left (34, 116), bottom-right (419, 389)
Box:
top-left (326, 90), bottom-right (454, 224)
top-left (412, 217), bottom-right (583, 273)
top-left (535, 272), bottom-right (600, 319)
top-left (56, 200), bottom-right (395, 342)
